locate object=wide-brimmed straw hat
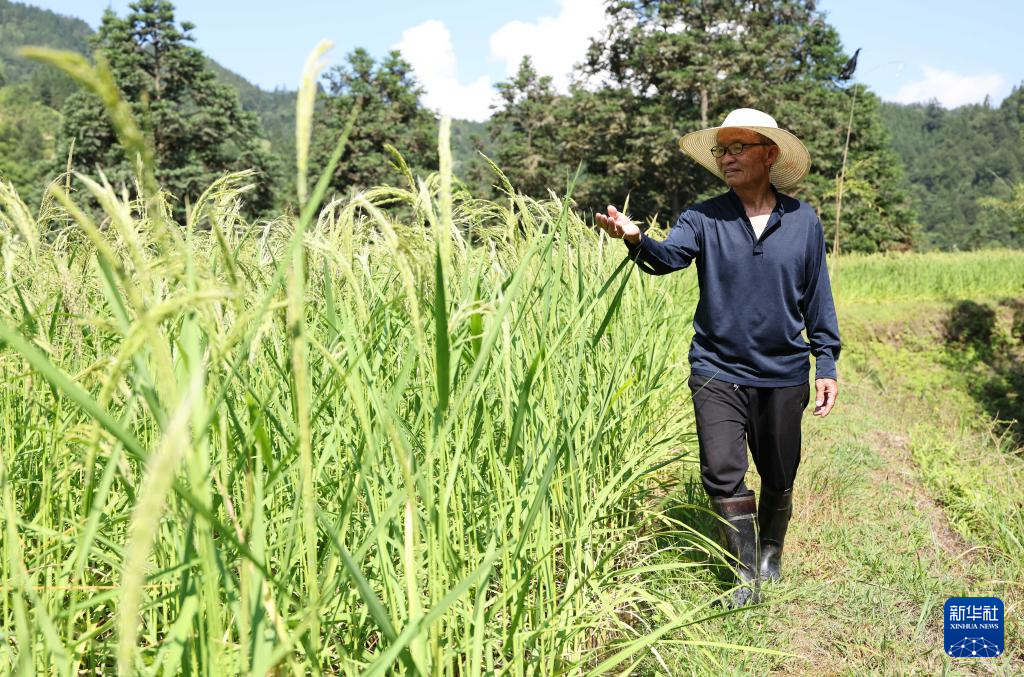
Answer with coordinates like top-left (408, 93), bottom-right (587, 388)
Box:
top-left (678, 108), bottom-right (810, 189)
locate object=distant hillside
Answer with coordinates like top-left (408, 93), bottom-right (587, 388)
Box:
top-left (204, 58), bottom-right (297, 163)
top-left (450, 118), bottom-right (491, 172)
top-left (0, 0), bottom-right (91, 107)
top-left (0, 0), bottom-right (296, 160)
top-left (880, 90), bottom-right (1024, 250)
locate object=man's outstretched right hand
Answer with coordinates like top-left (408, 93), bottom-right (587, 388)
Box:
top-left (594, 205), bottom-right (642, 245)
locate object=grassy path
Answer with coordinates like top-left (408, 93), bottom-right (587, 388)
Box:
top-left (659, 301), bottom-right (1024, 675)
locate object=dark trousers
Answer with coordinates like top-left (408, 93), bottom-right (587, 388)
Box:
top-left (687, 373), bottom-right (811, 498)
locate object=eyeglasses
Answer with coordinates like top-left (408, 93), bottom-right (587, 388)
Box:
top-left (710, 142), bottom-right (774, 158)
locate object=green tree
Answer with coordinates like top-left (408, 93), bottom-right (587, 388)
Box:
top-left (0, 83), bottom-right (62, 206)
top-left (777, 84), bottom-right (917, 252)
top-left (57, 0), bottom-right (278, 214)
top-left (559, 85), bottom-right (690, 221)
top-left (481, 57), bottom-right (579, 199)
top-left (311, 48), bottom-right (437, 196)
top-left (538, 0), bottom-right (918, 251)
top-left (980, 181), bottom-right (1024, 246)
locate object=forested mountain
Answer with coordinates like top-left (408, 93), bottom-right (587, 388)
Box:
top-left (880, 90), bottom-right (1024, 249)
top-left (205, 58), bottom-right (296, 165)
top-left (0, 0), bottom-right (297, 208)
top-left (0, 0), bottom-right (91, 107)
top-left (450, 118), bottom-right (489, 176)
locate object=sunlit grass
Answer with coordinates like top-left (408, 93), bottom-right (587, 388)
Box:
top-left (831, 249), bottom-right (1024, 304)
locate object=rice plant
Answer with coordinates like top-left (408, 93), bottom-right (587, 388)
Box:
top-left (0, 47), bottom-right (753, 674)
top-left (832, 249), bottom-right (1024, 304)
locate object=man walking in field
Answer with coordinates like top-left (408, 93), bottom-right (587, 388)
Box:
top-left (595, 108), bottom-right (841, 607)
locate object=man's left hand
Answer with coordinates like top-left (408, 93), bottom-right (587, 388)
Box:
top-left (813, 378), bottom-right (838, 417)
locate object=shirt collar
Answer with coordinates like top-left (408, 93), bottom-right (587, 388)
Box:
top-left (725, 184), bottom-right (782, 218)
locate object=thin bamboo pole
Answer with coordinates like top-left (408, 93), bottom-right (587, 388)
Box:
top-left (832, 84), bottom-right (859, 281)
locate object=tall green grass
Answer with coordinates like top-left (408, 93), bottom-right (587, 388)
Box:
top-left (832, 249), bottom-right (1024, 304)
top-left (0, 48), bottom-right (746, 674)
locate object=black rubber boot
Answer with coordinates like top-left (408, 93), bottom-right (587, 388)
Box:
top-left (758, 486), bottom-right (793, 582)
top-left (710, 491), bottom-right (760, 607)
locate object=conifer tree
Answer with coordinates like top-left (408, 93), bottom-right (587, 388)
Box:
top-left (481, 57), bottom-right (582, 199)
top-left (311, 48), bottom-right (437, 196)
top-left (58, 0), bottom-right (278, 214)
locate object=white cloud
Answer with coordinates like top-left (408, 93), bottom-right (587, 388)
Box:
top-left (394, 20), bottom-right (498, 122)
top-left (894, 65), bottom-right (1008, 108)
top-left (393, 1), bottom-right (607, 121)
top-left (490, 0), bottom-right (607, 93)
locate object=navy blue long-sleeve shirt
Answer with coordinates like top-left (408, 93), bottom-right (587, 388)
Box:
top-left (624, 187), bottom-right (841, 387)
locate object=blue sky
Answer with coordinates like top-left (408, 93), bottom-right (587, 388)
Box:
top-left (23, 0), bottom-right (1023, 121)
